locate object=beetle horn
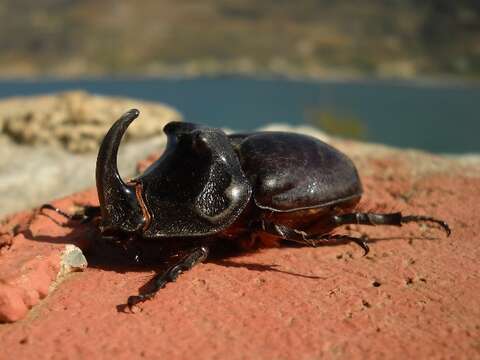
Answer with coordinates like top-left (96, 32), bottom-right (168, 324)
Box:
top-left (96, 109), bottom-right (144, 233)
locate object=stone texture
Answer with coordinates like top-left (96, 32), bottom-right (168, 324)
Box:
top-left (0, 90), bottom-right (181, 153)
top-left (58, 245), bottom-right (88, 277)
top-left (0, 127), bottom-right (479, 359)
top-left (0, 192), bottom-right (94, 323)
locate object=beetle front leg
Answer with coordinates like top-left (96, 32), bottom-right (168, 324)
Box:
top-left (332, 212), bottom-right (451, 236)
top-left (39, 204), bottom-right (101, 224)
top-left (127, 246), bottom-right (209, 309)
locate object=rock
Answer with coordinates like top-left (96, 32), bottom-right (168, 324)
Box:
top-left (0, 92), bottom-right (181, 217)
top-left (0, 135), bottom-right (166, 217)
top-left (0, 199), bottom-right (93, 323)
top-left (59, 244), bottom-right (88, 276)
top-left (0, 126), bottom-right (479, 359)
top-left (0, 90), bottom-right (181, 152)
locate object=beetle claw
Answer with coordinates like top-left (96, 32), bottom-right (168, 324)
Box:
top-left (436, 220), bottom-right (451, 237)
top-left (127, 295), bottom-right (140, 309)
top-left (127, 293), bottom-right (154, 311)
top-left (352, 238), bottom-right (370, 256)
top-left (401, 215), bottom-right (451, 237)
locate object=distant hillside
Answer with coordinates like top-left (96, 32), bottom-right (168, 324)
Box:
top-left (1, 0), bottom-right (479, 79)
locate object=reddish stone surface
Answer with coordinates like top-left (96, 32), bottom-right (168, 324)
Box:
top-left (0, 148), bottom-right (479, 359)
top-left (0, 192), bottom-right (95, 322)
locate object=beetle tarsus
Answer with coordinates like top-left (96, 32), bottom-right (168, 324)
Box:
top-left (401, 215), bottom-right (451, 237)
top-left (350, 236), bottom-right (370, 256)
top-left (127, 246), bottom-right (209, 310)
top-left (127, 293), bottom-right (155, 309)
top-left (307, 234), bottom-right (370, 256)
top-left (333, 212), bottom-right (451, 236)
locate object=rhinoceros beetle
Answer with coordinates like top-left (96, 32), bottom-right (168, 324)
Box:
top-left (42, 109), bottom-right (450, 308)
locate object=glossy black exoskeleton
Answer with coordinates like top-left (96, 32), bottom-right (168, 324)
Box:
top-left (43, 109), bottom-right (450, 308)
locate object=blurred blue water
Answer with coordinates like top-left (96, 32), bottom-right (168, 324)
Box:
top-left (0, 76), bottom-right (478, 154)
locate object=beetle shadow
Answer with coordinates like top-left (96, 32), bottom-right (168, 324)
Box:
top-left (111, 243), bottom-right (329, 312)
top-left (210, 259), bottom-right (326, 279)
top-left (20, 215), bottom-right (328, 305)
top-left (21, 214), bottom-right (334, 280)
top-left (21, 213), bottom-right (442, 312)
top-left (23, 212), bottom-right (441, 270)
top-left (19, 210), bottom-right (96, 245)
top-left (206, 243), bottom-right (327, 280)
top-left (18, 214), bottom-right (160, 275)
top-left (364, 235), bottom-right (439, 242)
top-left (113, 233), bottom-right (440, 312)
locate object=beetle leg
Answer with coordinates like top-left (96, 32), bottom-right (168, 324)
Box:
top-left (256, 221), bottom-right (316, 247)
top-left (332, 212), bottom-right (451, 236)
top-left (254, 220), bottom-right (369, 255)
top-left (39, 204), bottom-right (101, 224)
top-left (306, 234), bottom-right (370, 256)
top-left (127, 246), bottom-right (209, 309)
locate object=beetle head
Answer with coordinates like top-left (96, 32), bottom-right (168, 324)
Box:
top-left (96, 110), bottom-right (252, 238)
top-left (96, 109), bottom-right (145, 234)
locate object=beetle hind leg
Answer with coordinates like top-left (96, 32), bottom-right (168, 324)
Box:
top-left (305, 233), bottom-right (370, 256)
top-left (333, 212), bottom-right (451, 236)
top-left (401, 215), bottom-right (451, 236)
top-left (127, 246), bottom-right (209, 309)
top-left (254, 220), bottom-right (370, 255)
